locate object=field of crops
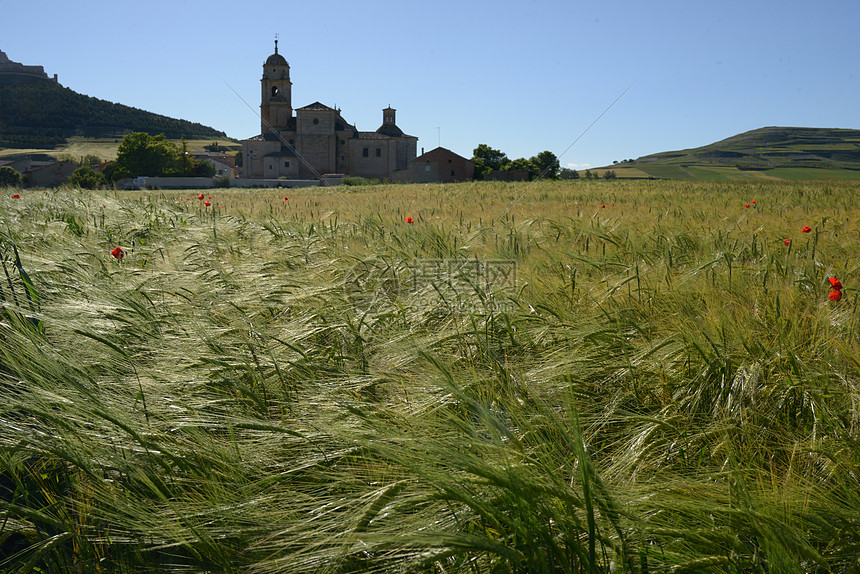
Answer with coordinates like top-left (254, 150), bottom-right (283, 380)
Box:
top-left (1, 179), bottom-right (859, 572)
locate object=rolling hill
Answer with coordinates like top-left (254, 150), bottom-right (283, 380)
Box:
top-left (600, 127), bottom-right (860, 181)
top-left (0, 73), bottom-right (226, 149)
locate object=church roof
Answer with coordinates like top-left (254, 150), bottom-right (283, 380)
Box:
top-left (246, 132), bottom-right (282, 142)
top-left (297, 101), bottom-right (335, 111)
top-left (357, 131), bottom-right (416, 140)
top-left (376, 124), bottom-right (404, 137)
top-left (265, 53), bottom-right (288, 66)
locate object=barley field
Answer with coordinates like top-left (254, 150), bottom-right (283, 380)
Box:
top-left (1, 179), bottom-right (859, 572)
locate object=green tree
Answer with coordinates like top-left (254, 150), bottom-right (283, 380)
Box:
top-left (0, 166), bottom-right (24, 187)
top-left (531, 150), bottom-right (560, 180)
top-left (471, 144), bottom-right (510, 179)
top-left (176, 138), bottom-right (194, 176)
top-left (67, 165), bottom-right (105, 189)
top-left (190, 159), bottom-right (217, 177)
top-left (82, 154), bottom-right (102, 167)
top-left (101, 161), bottom-right (127, 183)
top-left (559, 167), bottom-right (579, 180)
top-left (114, 132), bottom-right (180, 178)
top-left (504, 157), bottom-right (537, 180)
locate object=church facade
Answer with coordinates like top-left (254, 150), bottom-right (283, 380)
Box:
top-left (242, 43), bottom-right (417, 181)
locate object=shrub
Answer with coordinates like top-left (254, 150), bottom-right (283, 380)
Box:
top-left (0, 165), bottom-right (23, 187)
top-left (67, 165), bottom-right (105, 189)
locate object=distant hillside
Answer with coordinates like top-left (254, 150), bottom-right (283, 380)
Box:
top-left (601, 127), bottom-right (860, 181)
top-left (0, 74), bottom-right (225, 149)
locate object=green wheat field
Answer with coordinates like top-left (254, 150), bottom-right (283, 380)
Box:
top-left (1, 179), bottom-right (859, 573)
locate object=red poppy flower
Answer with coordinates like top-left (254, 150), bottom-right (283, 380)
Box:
top-left (198, 193), bottom-right (204, 200)
top-left (11, 193), bottom-right (20, 199)
top-left (784, 238), bottom-right (791, 246)
top-left (751, 200), bottom-right (756, 203)
top-left (405, 216), bottom-right (414, 224)
top-left (111, 247), bottom-right (124, 260)
top-left (283, 197), bottom-right (289, 202)
top-left (204, 200), bottom-right (211, 207)
top-left (745, 203), bottom-right (750, 208)
top-left (829, 278), bottom-right (843, 290)
top-left (829, 290), bottom-right (843, 302)
top-left (801, 226), bottom-right (812, 233)
top-left (208, 196), bottom-right (212, 199)
top-left (601, 204), bottom-right (605, 208)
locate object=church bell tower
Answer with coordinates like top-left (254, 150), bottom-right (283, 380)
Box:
top-left (260, 37), bottom-right (292, 134)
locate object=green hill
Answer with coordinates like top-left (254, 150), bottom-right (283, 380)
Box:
top-left (602, 127), bottom-right (860, 181)
top-left (0, 74), bottom-right (225, 149)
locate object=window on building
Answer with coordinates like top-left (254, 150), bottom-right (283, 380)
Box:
top-left (284, 161), bottom-right (290, 168)
top-left (450, 171), bottom-right (455, 177)
top-left (448, 159), bottom-right (452, 163)
top-left (363, 148), bottom-right (369, 157)
top-left (376, 148), bottom-right (382, 157)
top-left (313, 118), bottom-right (319, 125)
top-left (271, 87), bottom-right (279, 97)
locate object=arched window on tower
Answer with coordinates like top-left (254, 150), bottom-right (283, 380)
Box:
top-left (271, 86), bottom-right (279, 97)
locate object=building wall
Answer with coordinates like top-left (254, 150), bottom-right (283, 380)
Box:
top-left (295, 109), bottom-right (339, 176)
top-left (26, 161), bottom-right (77, 187)
top-left (263, 154), bottom-right (299, 178)
top-left (408, 148), bottom-right (474, 183)
top-left (347, 140), bottom-right (390, 179)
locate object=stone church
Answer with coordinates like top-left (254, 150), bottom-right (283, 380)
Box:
top-left (242, 42), bottom-right (417, 181)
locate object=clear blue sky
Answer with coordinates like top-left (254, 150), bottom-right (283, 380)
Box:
top-left (4, 0), bottom-right (858, 169)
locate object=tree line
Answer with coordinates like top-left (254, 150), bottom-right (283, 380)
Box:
top-left (470, 144), bottom-right (620, 181)
top-left (66, 132), bottom-right (217, 188)
top-left (470, 144), bottom-right (561, 180)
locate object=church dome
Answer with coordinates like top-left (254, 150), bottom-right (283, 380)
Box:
top-left (265, 52), bottom-right (288, 66)
top-left (265, 38), bottom-right (288, 66)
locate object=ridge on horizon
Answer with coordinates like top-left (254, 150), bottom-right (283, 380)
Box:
top-left (0, 55), bottom-right (226, 149)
